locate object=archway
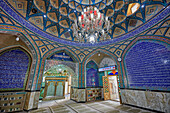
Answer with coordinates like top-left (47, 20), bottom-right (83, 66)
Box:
top-left (40, 64), bottom-right (77, 101)
top-left (38, 49), bottom-right (79, 107)
top-left (84, 51), bottom-right (121, 102)
top-left (99, 57), bottom-right (120, 101)
top-left (0, 31), bottom-right (41, 111)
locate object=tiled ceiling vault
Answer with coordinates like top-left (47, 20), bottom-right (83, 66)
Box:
top-left (5, 0), bottom-right (169, 46)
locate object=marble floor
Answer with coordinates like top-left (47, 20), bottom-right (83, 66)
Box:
top-left (27, 99), bottom-right (155, 113)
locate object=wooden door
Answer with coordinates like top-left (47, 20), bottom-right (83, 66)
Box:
top-left (102, 76), bottom-right (110, 100)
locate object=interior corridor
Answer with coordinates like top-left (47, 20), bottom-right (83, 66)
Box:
top-left (27, 100), bottom-right (155, 113)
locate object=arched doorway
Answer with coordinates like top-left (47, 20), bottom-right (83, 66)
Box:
top-left (99, 57), bottom-right (120, 101)
top-left (39, 50), bottom-right (78, 102)
top-left (85, 52), bottom-right (120, 102)
top-left (40, 64), bottom-right (77, 101)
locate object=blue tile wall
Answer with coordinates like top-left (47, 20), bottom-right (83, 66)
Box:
top-left (86, 68), bottom-right (99, 87)
top-left (125, 41), bottom-right (170, 91)
top-left (86, 61), bottom-right (99, 87)
top-left (0, 49), bottom-right (29, 89)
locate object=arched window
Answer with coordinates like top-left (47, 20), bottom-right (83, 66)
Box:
top-left (86, 60), bottom-right (98, 87)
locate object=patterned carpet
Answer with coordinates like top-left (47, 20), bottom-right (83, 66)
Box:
top-left (27, 99), bottom-right (155, 113)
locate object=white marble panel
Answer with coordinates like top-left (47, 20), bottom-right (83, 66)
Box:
top-left (120, 89), bottom-right (170, 113)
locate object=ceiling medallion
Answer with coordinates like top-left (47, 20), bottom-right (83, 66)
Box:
top-left (73, 6), bottom-right (110, 44)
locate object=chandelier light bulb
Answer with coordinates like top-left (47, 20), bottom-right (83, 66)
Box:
top-left (84, 8), bottom-right (86, 12)
top-left (106, 16), bottom-right (108, 21)
top-left (97, 13), bottom-right (100, 19)
top-left (97, 9), bottom-right (99, 13)
top-left (91, 13), bottom-right (94, 19)
top-left (102, 29), bottom-right (104, 34)
top-left (84, 13), bottom-right (86, 18)
top-left (141, 4), bottom-right (145, 8)
top-left (89, 35), bottom-right (95, 43)
top-left (101, 14), bottom-right (104, 20)
top-left (87, 7), bottom-right (90, 11)
top-left (73, 6), bottom-right (110, 43)
top-left (78, 16), bottom-right (81, 22)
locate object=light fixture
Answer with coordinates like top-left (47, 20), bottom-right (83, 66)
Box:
top-left (58, 68), bottom-right (62, 72)
top-left (141, 4), bottom-right (145, 8)
top-left (98, 51), bottom-right (101, 56)
top-left (98, 53), bottom-right (100, 56)
top-left (72, 5), bottom-right (110, 44)
top-left (16, 37), bottom-right (19, 41)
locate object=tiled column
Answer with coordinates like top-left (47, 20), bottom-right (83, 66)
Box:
top-left (24, 91), bottom-right (40, 111)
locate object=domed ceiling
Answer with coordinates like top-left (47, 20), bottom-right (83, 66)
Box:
top-left (5, 0), bottom-right (169, 46)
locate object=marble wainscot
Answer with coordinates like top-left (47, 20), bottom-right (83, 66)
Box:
top-left (120, 89), bottom-right (170, 113)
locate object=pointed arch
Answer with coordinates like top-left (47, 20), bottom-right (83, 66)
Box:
top-left (0, 28), bottom-right (40, 90)
top-left (86, 59), bottom-right (99, 67)
top-left (121, 36), bottom-right (170, 88)
top-left (37, 47), bottom-right (80, 89)
top-left (86, 60), bottom-right (98, 68)
top-left (80, 49), bottom-right (120, 88)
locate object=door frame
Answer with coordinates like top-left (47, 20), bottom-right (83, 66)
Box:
top-left (107, 75), bottom-right (120, 101)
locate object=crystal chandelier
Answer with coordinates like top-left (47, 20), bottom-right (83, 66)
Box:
top-left (73, 6), bottom-right (110, 44)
